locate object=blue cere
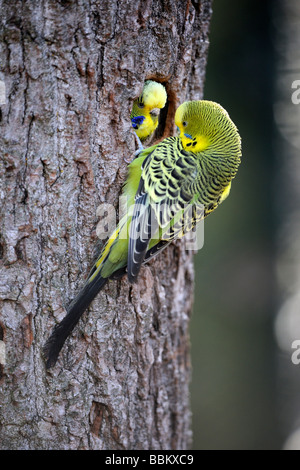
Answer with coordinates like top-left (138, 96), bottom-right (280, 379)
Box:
top-left (184, 133), bottom-right (193, 139)
top-left (131, 116), bottom-right (145, 128)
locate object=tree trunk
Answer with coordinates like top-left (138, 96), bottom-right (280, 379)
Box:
top-left (0, 0), bottom-right (212, 450)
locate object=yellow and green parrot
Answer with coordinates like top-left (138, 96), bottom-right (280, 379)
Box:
top-left (130, 80), bottom-right (167, 147)
top-left (44, 100), bottom-right (241, 368)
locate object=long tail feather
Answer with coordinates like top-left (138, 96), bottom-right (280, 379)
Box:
top-left (43, 274), bottom-right (107, 369)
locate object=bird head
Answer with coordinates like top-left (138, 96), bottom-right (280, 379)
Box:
top-left (131, 81), bottom-right (167, 140)
top-left (175, 100), bottom-right (241, 161)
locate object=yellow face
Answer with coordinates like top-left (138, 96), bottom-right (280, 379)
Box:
top-left (131, 81), bottom-right (167, 141)
top-left (178, 128), bottom-right (210, 152)
top-left (134, 108), bottom-right (158, 140)
top-left (175, 101), bottom-right (210, 152)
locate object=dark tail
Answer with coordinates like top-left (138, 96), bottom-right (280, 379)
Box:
top-left (43, 274), bottom-right (107, 369)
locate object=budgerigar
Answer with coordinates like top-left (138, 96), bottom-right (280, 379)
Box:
top-left (43, 100), bottom-right (242, 368)
top-left (130, 80), bottom-right (167, 148)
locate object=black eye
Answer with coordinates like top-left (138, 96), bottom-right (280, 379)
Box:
top-left (182, 121), bottom-right (187, 127)
top-left (138, 102), bottom-right (144, 109)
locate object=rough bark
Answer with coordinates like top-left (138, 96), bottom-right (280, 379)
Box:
top-left (0, 0), bottom-right (212, 450)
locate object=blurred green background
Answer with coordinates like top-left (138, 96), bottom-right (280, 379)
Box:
top-left (190, 0), bottom-right (286, 449)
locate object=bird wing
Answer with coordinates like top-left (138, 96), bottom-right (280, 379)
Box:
top-left (127, 173), bottom-right (159, 283)
top-left (127, 137), bottom-right (199, 283)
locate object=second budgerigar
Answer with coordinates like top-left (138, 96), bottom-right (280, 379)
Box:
top-left (130, 80), bottom-right (167, 144)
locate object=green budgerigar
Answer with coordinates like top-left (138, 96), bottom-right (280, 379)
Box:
top-left (130, 80), bottom-right (167, 145)
top-left (44, 100), bottom-right (242, 368)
